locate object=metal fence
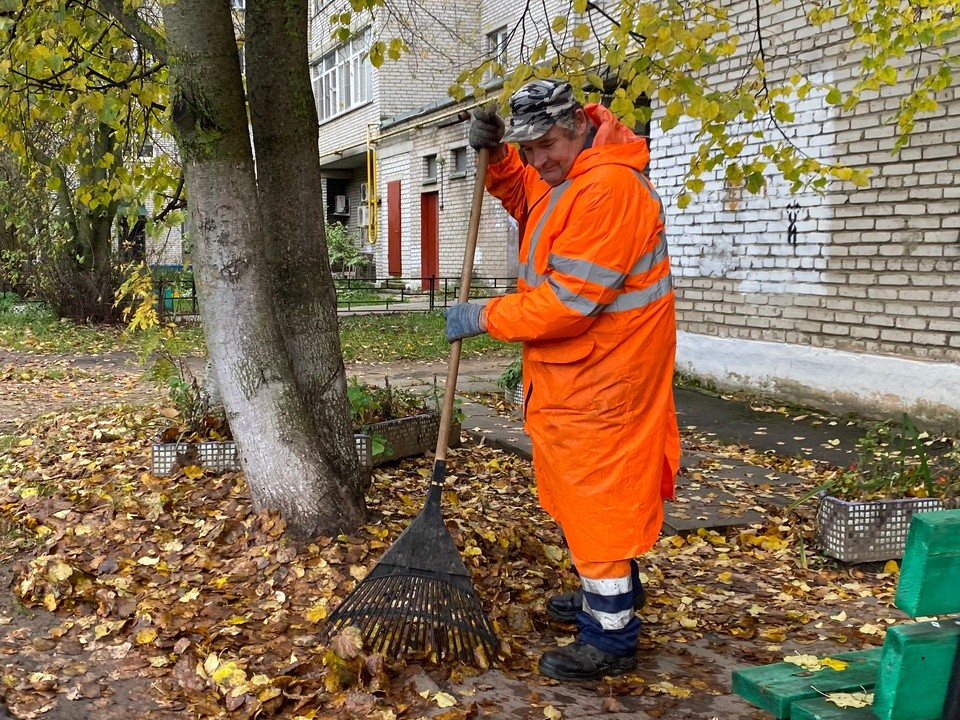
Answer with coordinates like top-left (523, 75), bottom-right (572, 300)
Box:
top-left (154, 275), bottom-right (517, 320)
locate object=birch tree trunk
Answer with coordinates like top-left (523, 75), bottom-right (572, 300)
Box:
top-left (245, 0), bottom-right (363, 502)
top-left (160, 0), bottom-right (366, 537)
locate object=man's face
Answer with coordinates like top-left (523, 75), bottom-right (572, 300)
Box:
top-left (518, 110), bottom-right (588, 187)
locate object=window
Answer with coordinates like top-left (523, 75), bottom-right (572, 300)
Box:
top-left (424, 154), bottom-right (438, 184)
top-left (451, 147), bottom-right (467, 177)
top-left (486, 27), bottom-right (509, 80)
top-left (311, 30), bottom-right (373, 122)
top-left (230, 0), bottom-right (245, 9)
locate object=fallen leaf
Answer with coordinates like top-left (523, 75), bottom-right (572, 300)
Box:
top-left (823, 691), bottom-right (874, 708)
top-left (433, 692), bottom-right (457, 708)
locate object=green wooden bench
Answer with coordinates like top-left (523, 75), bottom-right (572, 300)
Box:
top-left (732, 508), bottom-right (960, 720)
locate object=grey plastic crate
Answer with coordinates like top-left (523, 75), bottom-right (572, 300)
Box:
top-left (152, 434), bottom-right (372, 476)
top-left (815, 494), bottom-right (945, 563)
top-left (504, 383), bottom-right (523, 407)
top-left (366, 412), bottom-right (460, 464)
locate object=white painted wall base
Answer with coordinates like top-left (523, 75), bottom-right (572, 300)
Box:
top-left (676, 331), bottom-right (960, 429)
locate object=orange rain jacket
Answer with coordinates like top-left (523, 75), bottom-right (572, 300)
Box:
top-left (483, 103), bottom-right (681, 562)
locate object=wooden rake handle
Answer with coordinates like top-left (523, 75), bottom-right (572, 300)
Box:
top-left (433, 147), bottom-right (490, 464)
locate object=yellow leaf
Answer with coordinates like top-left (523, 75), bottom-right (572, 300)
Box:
top-left (830, 611), bottom-right (847, 621)
top-left (433, 692), bottom-right (457, 708)
top-left (137, 556), bottom-right (160, 566)
top-left (212, 661), bottom-right (247, 688)
top-left (544, 706), bottom-right (562, 719)
top-left (258, 686), bottom-right (282, 702)
top-left (179, 588), bottom-right (200, 603)
top-left (542, 544), bottom-right (565, 564)
top-left (825, 691), bottom-right (873, 708)
top-left (784, 654), bottom-right (822, 671)
top-left (136, 627), bottom-right (158, 645)
top-left (47, 560), bottom-right (73, 581)
top-left (183, 465), bottom-right (205, 479)
top-left (349, 565), bottom-right (367, 581)
top-left (305, 602), bottom-right (328, 623)
top-left (94, 620), bottom-right (125, 639)
top-left (17, 438), bottom-right (33, 446)
top-left (717, 571), bottom-right (732, 583)
top-left (43, 593), bottom-right (58, 611)
top-left (760, 627), bottom-right (786, 642)
top-left (883, 560), bottom-right (900, 574)
top-left (820, 658), bottom-right (849, 672)
top-left (859, 623), bottom-right (884, 636)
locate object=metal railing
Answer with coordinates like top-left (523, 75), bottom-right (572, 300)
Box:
top-left (334, 275), bottom-right (516, 313)
top-left (154, 275), bottom-right (517, 319)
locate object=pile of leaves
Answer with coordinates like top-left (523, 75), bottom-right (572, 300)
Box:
top-left (0, 402), bottom-right (916, 719)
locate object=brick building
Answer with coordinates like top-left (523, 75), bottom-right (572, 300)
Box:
top-left (310, 0), bottom-right (959, 425)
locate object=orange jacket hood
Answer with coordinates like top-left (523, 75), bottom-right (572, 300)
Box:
top-left (565, 103), bottom-right (650, 180)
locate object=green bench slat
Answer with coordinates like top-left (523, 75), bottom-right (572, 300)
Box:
top-left (732, 648), bottom-right (883, 719)
top-left (873, 619), bottom-right (960, 720)
top-left (790, 696), bottom-right (879, 720)
top-left (896, 509), bottom-right (960, 617)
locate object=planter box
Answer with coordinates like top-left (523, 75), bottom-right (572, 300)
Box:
top-left (363, 412), bottom-right (460, 465)
top-left (151, 413), bottom-right (458, 476)
top-left (504, 383), bottom-right (523, 407)
top-left (815, 494), bottom-right (945, 563)
top-left (152, 435), bottom-right (373, 476)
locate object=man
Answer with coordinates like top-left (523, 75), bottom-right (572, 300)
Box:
top-left (445, 79), bottom-right (681, 681)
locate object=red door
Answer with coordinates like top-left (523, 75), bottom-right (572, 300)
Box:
top-left (420, 191), bottom-right (439, 291)
top-left (387, 180), bottom-right (402, 276)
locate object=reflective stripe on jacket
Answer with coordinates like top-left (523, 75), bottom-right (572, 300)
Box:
top-left (483, 103), bottom-right (681, 561)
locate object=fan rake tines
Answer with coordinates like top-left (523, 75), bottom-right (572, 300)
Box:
top-left (322, 569), bottom-right (497, 665)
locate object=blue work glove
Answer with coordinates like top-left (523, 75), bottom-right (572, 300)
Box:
top-left (468, 108), bottom-right (505, 151)
top-left (445, 303), bottom-right (486, 342)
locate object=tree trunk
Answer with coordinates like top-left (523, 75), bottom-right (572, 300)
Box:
top-left (245, 0), bottom-right (364, 501)
top-left (160, 0), bottom-right (366, 538)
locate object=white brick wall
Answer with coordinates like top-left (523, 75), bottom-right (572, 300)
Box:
top-left (651, 0), bottom-right (960, 421)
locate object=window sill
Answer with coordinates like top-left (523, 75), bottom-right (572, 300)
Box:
top-left (450, 172), bottom-right (467, 179)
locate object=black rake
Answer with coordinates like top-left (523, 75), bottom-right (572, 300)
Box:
top-left (321, 148), bottom-right (497, 665)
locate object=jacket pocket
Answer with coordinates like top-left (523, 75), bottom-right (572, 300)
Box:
top-left (526, 337), bottom-right (595, 365)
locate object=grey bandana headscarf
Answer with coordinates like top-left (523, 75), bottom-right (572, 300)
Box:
top-left (502, 79), bottom-right (579, 143)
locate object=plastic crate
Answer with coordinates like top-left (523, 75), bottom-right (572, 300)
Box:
top-left (152, 434), bottom-right (372, 476)
top-left (815, 494), bottom-right (945, 563)
top-left (504, 383), bottom-right (523, 407)
top-left (366, 412), bottom-right (460, 464)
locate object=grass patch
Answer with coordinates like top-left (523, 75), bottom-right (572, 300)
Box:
top-left (0, 302), bottom-right (205, 356)
top-left (1, 303), bottom-right (513, 363)
top-left (339, 311), bottom-right (515, 362)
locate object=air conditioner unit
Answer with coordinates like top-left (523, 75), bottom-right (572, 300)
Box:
top-left (358, 205), bottom-right (370, 226)
top-left (359, 182), bottom-right (369, 202)
top-left (334, 195), bottom-right (348, 214)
